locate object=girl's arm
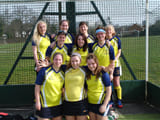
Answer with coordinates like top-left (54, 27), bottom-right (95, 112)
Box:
top-left (32, 46), bottom-right (42, 72)
top-left (115, 49), bottom-right (121, 61)
top-left (99, 86), bottom-right (112, 113)
top-left (32, 46), bottom-right (39, 66)
top-left (35, 85), bottom-right (41, 111)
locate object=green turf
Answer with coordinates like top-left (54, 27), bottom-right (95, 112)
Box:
top-left (0, 35), bottom-right (160, 85)
top-left (119, 114), bottom-right (160, 120)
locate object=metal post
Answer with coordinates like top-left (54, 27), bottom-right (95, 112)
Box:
top-left (145, 0), bottom-right (149, 101)
top-left (91, 1), bottom-right (106, 26)
top-left (66, 2), bottom-right (76, 35)
top-left (4, 2), bottom-right (50, 85)
top-left (58, 2), bottom-right (62, 23)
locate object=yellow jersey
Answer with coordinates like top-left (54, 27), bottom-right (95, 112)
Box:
top-left (64, 67), bottom-right (86, 102)
top-left (35, 66), bottom-right (65, 107)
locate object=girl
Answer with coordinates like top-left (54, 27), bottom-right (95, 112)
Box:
top-left (32, 20), bottom-right (52, 72)
top-left (79, 21), bottom-right (95, 43)
top-left (88, 26), bottom-right (115, 80)
top-left (46, 31), bottom-right (72, 65)
top-left (35, 53), bottom-right (64, 120)
top-left (63, 53), bottom-right (88, 120)
top-left (86, 53), bottom-right (112, 120)
top-left (53, 20), bottom-right (74, 44)
top-left (105, 25), bottom-right (123, 108)
top-left (72, 34), bottom-right (88, 66)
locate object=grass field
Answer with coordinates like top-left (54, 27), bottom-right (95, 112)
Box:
top-left (0, 35), bottom-right (160, 85)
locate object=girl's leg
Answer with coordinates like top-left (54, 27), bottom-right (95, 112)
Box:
top-left (65, 115), bottom-right (76, 120)
top-left (113, 76), bottom-right (123, 108)
top-left (97, 114), bottom-right (108, 120)
top-left (88, 112), bottom-right (97, 120)
top-left (52, 116), bottom-right (62, 120)
top-left (37, 116), bottom-right (50, 120)
top-left (76, 115), bottom-right (88, 120)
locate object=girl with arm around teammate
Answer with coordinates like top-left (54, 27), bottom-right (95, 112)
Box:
top-left (32, 20), bottom-right (52, 73)
top-left (86, 53), bottom-right (112, 120)
top-left (35, 53), bottom-right (64, 120)
top-left (63, 53), bottom-right (88, 120)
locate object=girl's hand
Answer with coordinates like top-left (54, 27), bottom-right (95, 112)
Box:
top-left (50, 41), bottom-right (56, 48)
top-left (35, 101), bottom-right (41, 111)
top-left (106, 39), bottom-right (111, 46)
top-left (99, 104), bottom-right (106, 113)
top-left (110, 74), bottom-right (113, 81)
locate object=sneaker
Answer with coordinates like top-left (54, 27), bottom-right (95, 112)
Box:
top-left (117, 99), bottom-right (123, 108)
top-left (109, 100), bottom-right (114, 108)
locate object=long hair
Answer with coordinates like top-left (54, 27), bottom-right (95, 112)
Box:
top-left (105, 24), bottom-right (116, 38)
top-left (32, 20), bottom-right (47, 45)
top-left (74, 34), bottom-right (88, 51)
top-left (86, 53), bottom-right (102, 80)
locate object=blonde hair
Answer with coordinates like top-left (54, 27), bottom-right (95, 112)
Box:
top-left (32, 20), bottom-right (47, 45)
top-left (105, 25), bottom-right (116, 38)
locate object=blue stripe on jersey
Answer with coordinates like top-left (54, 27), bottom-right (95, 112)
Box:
top-left (35, 67), bottom-right (47, 85)
top-left (102, 71), bottom-right (111, 87)
top-left (32, 40), bottom-right (36, 46)
top-left (46, 46), bottom-right (53, 57)
top-left (109, 45), bottom-right (115, 60)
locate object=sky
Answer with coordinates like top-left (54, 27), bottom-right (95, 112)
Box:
top-left (0, 0), bottom-right (159, 26)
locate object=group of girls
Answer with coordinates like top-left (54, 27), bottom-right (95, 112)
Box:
top-left (32, 19), bottom-right (122, 120)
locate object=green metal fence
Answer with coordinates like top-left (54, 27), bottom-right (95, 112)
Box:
top-left (0, 0), bottom-right (159, 85)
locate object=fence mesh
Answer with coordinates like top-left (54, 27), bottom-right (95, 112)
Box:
top-left (0, 0), bottom-right (159, 85)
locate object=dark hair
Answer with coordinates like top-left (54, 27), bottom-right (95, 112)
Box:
top-left (57, 30), bottom-right (67, 36)
top-left (95, 25), bottom-right (105, 31)
top-left (59, 20), bottom-right (69, 26)
top-left (52, 52), bottom-right (63, 62)
top-left (79, 21), bottom-right (88, 27)
top-left (95, 26), bottom-right (106, 40)
top-left (86, 53), bottom-right (102, 80)
top-left (75, 34), bottom-right (88, 51)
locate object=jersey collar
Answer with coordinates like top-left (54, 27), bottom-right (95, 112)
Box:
top-left (40, 33), bottom-right (47, 38)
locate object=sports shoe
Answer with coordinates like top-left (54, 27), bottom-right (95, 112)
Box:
top-left (108, 100), bottom-right (114, 108)
top-left (117, 99), bottom-right (123, 108)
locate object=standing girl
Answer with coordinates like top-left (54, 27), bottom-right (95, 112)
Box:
top-left (86, 53), bottom-right (112, 120)
top-left (88, 26), bottom-right (115, 80)
top-left (63, 53), bottom-right (88, 120)
top-left (105, 25), bottom-right (123, 108)
top-left (53, 20), bottom-right (74, 44)
top-left (79, 21), bottom-right (95, 43)
top-left (46, 31), bottom-right (72, 65)
top-left (32, 20), bottom-right (52, 72)
top-left (35, 53), bottom-right (64, 120)
top-left (72, 34), bottom-right (88, 66)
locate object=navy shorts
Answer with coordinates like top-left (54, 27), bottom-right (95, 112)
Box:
top-left (88, 103), bottom-right (110, 116)
top-left (63, 99), bottom-right (88, 116)
top-left (113, 67), bottom-right (120, 77)
top-left (36, 104), bottom-right (63, 118)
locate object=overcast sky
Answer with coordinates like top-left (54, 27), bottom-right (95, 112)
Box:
top-left (0, 0), bottom-right (159, 26)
